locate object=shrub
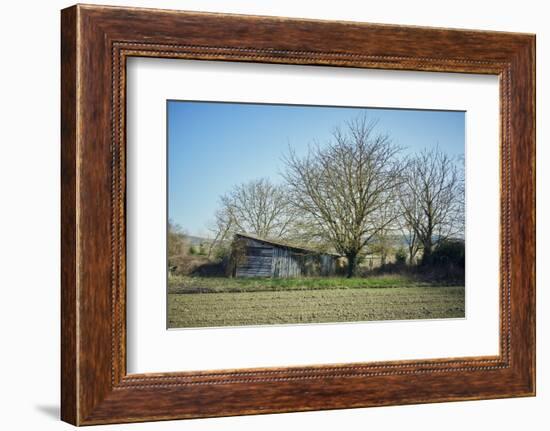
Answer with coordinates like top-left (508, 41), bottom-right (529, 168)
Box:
top-left (395, 247), bottom-right (407, 265)
top-left (432, 239), bottom-right (465, 268)
top-left (213, 244), bottom-right (231, 261)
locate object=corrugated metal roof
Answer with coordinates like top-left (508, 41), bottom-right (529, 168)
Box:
top-left (234, 232), bottom-right (341, 257)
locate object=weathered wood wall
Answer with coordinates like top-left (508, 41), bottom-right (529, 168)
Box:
top-left (319, 255), bottom-right (336, 276)
top-left (234, 238), bottom-right (273, 277)
top-left (234, 236), bottom-right (337, 278)
top-left (272, 247), bottom-right (302, 277)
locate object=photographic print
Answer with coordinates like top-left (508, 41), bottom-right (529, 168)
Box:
top-left (167, 101), bottom-right (465, 329)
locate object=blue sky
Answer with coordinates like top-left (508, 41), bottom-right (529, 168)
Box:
top-left (168, 101), bottom-right (465, 237)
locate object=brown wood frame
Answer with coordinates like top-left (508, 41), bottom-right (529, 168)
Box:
top-left (61, 4), bottom-right (535, 426)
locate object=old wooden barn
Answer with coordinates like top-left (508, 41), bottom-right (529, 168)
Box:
top-left (229, 233), bottom-right (342, 278)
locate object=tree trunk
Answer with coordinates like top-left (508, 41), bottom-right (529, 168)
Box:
top-left (421, 241), bottom-right (433, 266)
top-left (346, 252), bottom-right (358, 278)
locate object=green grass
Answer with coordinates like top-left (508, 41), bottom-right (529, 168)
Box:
top-left (167, 277), bottom-right (465, 328)
top-left (168, 274), bottom-right (434, 294)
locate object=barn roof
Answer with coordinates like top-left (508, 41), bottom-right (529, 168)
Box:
top-left (234, 232), bottom-right (341, 257)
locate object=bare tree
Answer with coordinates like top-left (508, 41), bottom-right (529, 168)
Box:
top-left (209, 178), bottom-right (296, 255)
top-left (398, 216), bottom-right (421, 265)
top-left (399, 147), bottom-right (464, 265)
top-left (397, 186), bottom-right (422, 264)
top-left (282, 114), bottom-right (403, 277)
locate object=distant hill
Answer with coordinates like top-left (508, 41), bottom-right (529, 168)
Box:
top-left (184, 235), bottom-right (212, 246)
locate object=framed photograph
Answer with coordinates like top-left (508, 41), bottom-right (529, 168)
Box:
top-left (61, 4), bottom-right (535, 425)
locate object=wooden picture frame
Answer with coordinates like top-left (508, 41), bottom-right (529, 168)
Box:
top-left (61, 4), bottom-right (535, 425)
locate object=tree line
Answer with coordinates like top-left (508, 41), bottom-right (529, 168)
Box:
top-left (207, 114), bottom-right (464, 277)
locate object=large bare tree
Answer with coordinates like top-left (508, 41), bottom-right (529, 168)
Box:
top-left (209, 178), bottom-right (295, 254)
top-left (282, 115), bottom-right (403, 277)
top-left (399, 147), bottom-right (464, 265)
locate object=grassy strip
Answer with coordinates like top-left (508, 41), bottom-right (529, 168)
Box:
top-left (167, 275), bottom-right (457, 294)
